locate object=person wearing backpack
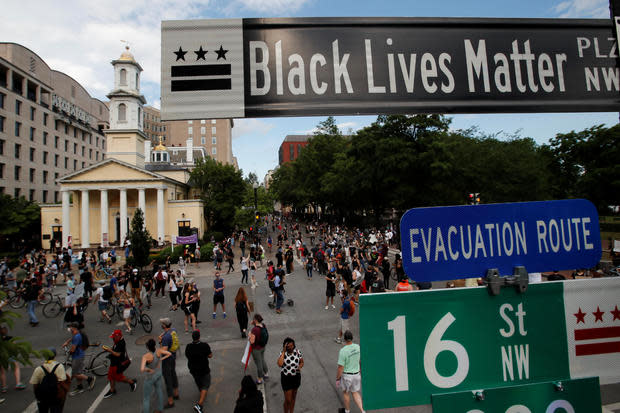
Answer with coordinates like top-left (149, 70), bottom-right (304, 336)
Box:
top-left (93, 281), bottom-right (112, 323)
top-left (29, 347), bottom-right (69, 413)
top-left (61, 323), bottom-right (95, 395)
top-left (248, 314), bottom-right (269, 385)
top-left (335, 290), bottom-right (354, 344)
top-left (158, 318), bottom-right (179, 408)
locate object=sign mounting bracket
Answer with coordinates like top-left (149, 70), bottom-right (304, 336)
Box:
top-left (484, 266), bottom-right (529, 296)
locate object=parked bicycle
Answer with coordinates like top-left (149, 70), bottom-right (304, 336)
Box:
top-left (62, 344), bottom-right (110, 377)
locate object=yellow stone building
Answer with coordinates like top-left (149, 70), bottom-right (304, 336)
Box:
top-left (40, 48), bottom-right (205, 249)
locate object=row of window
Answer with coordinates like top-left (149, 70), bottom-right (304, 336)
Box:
top-left (188, 126), bottom-right (217, 135)
top-left (0, 186), bottom-right (58, 203)
top-left (0, 139), bottom-right (97, 166)
top-left (0, 164), bottom-right (59, 183)
top-left (188, 119), bottom-right (217, 125)
top-left (0, 133), bottom-right (101, 161)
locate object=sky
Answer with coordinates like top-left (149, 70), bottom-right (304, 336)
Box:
top-left (1, 0), bottom-right (617, 180)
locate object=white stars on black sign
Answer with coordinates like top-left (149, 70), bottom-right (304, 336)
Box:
top-left (171, 44), bottom-right (232, 92)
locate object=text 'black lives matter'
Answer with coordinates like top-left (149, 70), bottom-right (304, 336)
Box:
top-left (171, 45), bottom-right (231, 92)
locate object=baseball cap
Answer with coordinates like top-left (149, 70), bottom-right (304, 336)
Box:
top-left (110, 329), bottom-right (123, 339)
top-left (132, 268), bottom-right (138, 273)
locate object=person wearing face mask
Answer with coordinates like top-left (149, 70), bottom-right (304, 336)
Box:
top-left (61, 323), bottom-right (94, 396)
top-left (277, 337), bottom-right (303, 413)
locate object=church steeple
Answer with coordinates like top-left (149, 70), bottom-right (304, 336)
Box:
top-left (104, 45), bottom-right (148, 167)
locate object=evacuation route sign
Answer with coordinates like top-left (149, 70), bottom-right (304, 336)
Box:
top-left (399, 199), bottom-right (601, 282)
top-left (358, 277), bottom-right (620, 410)
top-left (432, 377), bottom-right (602, 413)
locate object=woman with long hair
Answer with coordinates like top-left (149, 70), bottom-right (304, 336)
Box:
top-left (277, 337), bottom-right (303, 413)
top-left (234, 287), bottom-right (251, 338)
top-left (168, 272), bottom-right (178, 311)
top-left (180, 283), bottom-right (196, 333)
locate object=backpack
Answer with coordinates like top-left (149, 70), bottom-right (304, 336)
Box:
top-left (169, 330), bottom-right (180, 352)
top-left (257, 325), bottom-right (269, 347)
top-left (156, 271), bottom-right (164, 281)
top-left (348, 299), bottom-right (355, 317)
top-left (34, 363), bottom-right (60, 403)
top-left (102, 285), bottom-right (113, 300)
top-left (80, 330), bottom-right (90, 350)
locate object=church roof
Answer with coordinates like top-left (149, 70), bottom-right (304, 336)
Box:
top-left (57, 157), bottom-right (187, 186)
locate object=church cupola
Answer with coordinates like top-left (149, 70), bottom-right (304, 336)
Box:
top-left (107, 46), bottom-right (147, 131)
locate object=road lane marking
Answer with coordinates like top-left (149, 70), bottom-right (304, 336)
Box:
top-left (86, 382), bottom-right (110, 413)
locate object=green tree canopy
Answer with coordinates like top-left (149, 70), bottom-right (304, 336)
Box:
top-left (0, 195), bottom-right (41, 250)
top-left (128, 208), bottom-right (151, 268)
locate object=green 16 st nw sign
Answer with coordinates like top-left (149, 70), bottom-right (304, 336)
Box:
top-left (359, 278), bottom-right (620, 410)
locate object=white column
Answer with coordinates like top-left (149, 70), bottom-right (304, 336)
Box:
top-left (138, 188), bottom-right (146, 216)
top-left (62, 190), bottom-right (71, 248)
top-left (100, 190), bottom-right (109, 246)
top-left (81, 190), bottom-right (90, 248)
top-left (157, 188), bottom-right (165, 242)
top-left (120, 188), bottom-right (128, 243)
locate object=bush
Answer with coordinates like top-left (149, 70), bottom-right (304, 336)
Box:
top-left (200, 242), bottom-right (215, 261)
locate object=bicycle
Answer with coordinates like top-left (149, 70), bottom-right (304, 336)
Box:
top-left (43, 294), bottom-right (88, 318)
top-left (62, 344), bottom-right (110, 377)
top-left (93, 266), bottom-right (115, 281)
top-left (130, 305), bottom-right (153, 333)
top-left (8, 288), bottom-right (52, 309)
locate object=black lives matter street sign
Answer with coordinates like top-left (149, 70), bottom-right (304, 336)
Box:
top-left (161, 17), bottom-right (620, 120)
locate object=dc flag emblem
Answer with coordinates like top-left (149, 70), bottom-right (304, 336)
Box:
top-left (161, 19), bottom-right (244, 120)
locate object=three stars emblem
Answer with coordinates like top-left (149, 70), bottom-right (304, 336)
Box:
top-left (174, 45), bottom-right (228, 61)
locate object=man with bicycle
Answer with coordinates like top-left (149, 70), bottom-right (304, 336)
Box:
top-left (61, 323), bottom-right (95, 396)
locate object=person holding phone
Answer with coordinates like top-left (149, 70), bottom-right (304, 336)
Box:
top-left (277, 337), bottom-right (303, 413)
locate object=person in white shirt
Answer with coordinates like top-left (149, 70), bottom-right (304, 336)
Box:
top-left (93, 281), bottom-right (112, 323)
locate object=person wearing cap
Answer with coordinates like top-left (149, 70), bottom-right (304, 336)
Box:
top-left (62, 322), bottom-right (95, 395)
top-left (194, 245), bottom-right (201, 268)
top-left (185, 330), bottom-right (212, 413)
top-left (30, 347), bottom-right (69, 413)
top-left (158, 318), bottom-right (179, 407)
top-left (102, 329), bottom-right (137, 398)
top-left (129, 268), bottom-right (142, 307)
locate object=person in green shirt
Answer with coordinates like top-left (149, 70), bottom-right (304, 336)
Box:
top-left (336, 330), bottom-right (365, 413)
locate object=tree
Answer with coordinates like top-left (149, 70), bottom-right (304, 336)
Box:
top-left (190, 157), bottom-right (246, 233)
top-left (128, 208), bottom-right (151, 268)
top-left (0, 195), bottom-right (41, 251)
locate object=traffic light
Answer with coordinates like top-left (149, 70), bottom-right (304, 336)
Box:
top-left (468, 193), bottom-right (481, 205)
top-left (255, 212), bottom-right (260, 220)
top-left (468, 193), bottom-right (474, 204)
top-left (249, 226), bottom-right (253, 232)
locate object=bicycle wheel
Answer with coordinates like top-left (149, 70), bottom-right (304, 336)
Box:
top-left (130, 310), bottom-right (138, 328)
top-left (43, 300), bottom-right (62, 318)
top-left (105, 301), bottom-right (116, 317)
top-left (9, 293), bottom-right (26, 309)
top-left (89, 351), bottom-right (111, 377)
top-left (140, 313), bottom-right (152, 333)
top-left (116, 304), bottom-right (125, 321)
top-left (39, 291), bottom-right (53, 305)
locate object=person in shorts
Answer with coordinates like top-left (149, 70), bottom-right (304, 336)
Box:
top-left (277, 337), bottom-right (303, 413)
top-left (93, 281), bottom-right (112, 323)
top-left (336, 330), bottom-right (365, 413)
top-left (325, 268), bottom-right (336, 310)
top-left (185, 330), bottom-right (212, 413)
top-left (212, 272), bottom-right (226, 319)
top-left (61, 323), bottom-right (95, 395)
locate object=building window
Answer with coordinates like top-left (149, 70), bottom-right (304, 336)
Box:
top-left (73, 143), bottom-right (77, 154)
top-left (14, 188), bottom-right (20, 198)
top-left (187, 120), bottom-right (192, 124)
top-left (73, 159), bottom-right (77, 170)
top-left (201, 137), bottom-right (206, 145)
top-left (15, 122), bottom-right (21, 136)
top-left (118, 103), bottom-right (126, 121)
top-left (212, 126), bottom-right (216, 134)
top-left (64, 124), bottom-right (68, 134)
top-left (200, 119), bottom-right (206, 124)
top-left (43, 170), bottom-right (48, 184)
top-left (81, 146), bottom-right (85, 156)
top-left (30, 107), bottom-right (35, 121)
top-left (29, 168), bottom-right (35, 183)
top-left (290, 144), bottom-right (294, 160)
top-left (54, 172), bottom-right (58, 181)
top-left (64, 140), bottom-right (68, 151)
top-left (55, 136), bottom-right (59, 148)
top-left (0, 93), bottom-right (4, 109)
top-left (120, 68), bottom-right (127, 85)
top-left (82, 161), bottom-right (85, 168)
top-left (212, 147), bottom-right (217, 155)
top-left (29, 147), bottom-right (35, 162)
top-left (89, 149), bottom-right (92, 159)
top-left (43, 151), bottom-right (48, 164)
top-left (73, 128), bottom-right (77, 138)
top-left (96, 152), bottom-right (99, 161)
top-left (0, 139), bottom-right (4, 155)
top-left (64, 157), bottom-right (68, 168)
top-left (211, 119), bottom-right (216, 124)
top-left (0, 163), bottom-right (4, 178)
top-left (212, 136), bottom-right (217, 145)
top-left (15, 100), bottom-right (21, 115)
top-left (29, 127), bottom-right (35, 141)
top-left (14, 165), bottom-right (20, 180)
top-left (43, 132), bottom-right (48, 145)
top-left (54, 154), bottom-right (59, 167)
top-left (14, 143), bottom-right (20, 159)
top-left (200, 127), bottom-right (206, 134)
top-left (96, 136), bottom-right (99, 146)
top-left (54, 191), bottom-right (58, 203)
top-left (29, 189), bottom-right (34, 201)
top-left (188, 126), bottom-right (193, 135)
top-left (42, 190), bottom-right (48, 203)
top-left (43, 113), bottom-right (48, 126)
top-left (0, 116), bottom-right (4, 132)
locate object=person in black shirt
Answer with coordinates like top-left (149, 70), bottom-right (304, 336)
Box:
top-left (102, 329), bottom-right (136, 398)
top-left (81, 267), bottom-right (94, 298)
top-left (234, 375), bottom-right (264, 413)
top-left (185, 330), bottom-right (212, 413)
